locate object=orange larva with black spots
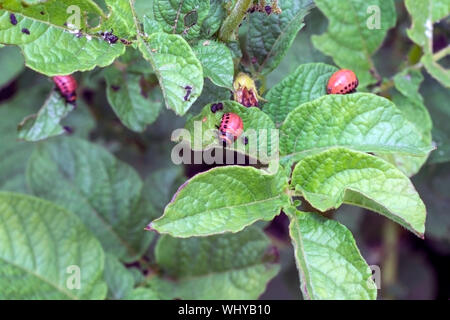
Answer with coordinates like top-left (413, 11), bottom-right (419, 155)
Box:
top-left (218, 113), bottom-right (244, 146)
top-left (327, 69), bottom-right (359, 94)
top-left (52, 75), bottom-right (77, 103)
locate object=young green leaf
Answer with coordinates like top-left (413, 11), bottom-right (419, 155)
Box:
top-left (0, 2), bottom-right (126, 75)
top-left (0, 45), bottom-right (24, 88)
top-left (193, 40), bottom-right (234, 90)
top-left (291, 148), bottom-right (427, 237)
top-left (182, 100), bottom-right (277, 163)
top-left (263, 63), bottom-right (338, 126)
top-left (421, 53), bottom-right (450, 88)
top-left (280, 93), bottom-right (434, 162)
top-left (17, 91), bottom-right (74, 141)
top-left (312, 0), bottom-right (397, 87)
top-left (151, 227), bottom-right (280, 299)
top-left (148, 166), bottom-right (289, 237)
top-left (105, 67), bottom-right (163, 132)
top-left (138, 33), bottom-right (204, 116)
top-left (245, 0), bottom-right (314, 75)
top-left (104, 254), bottom-right (134, 300)
top-left (26, 137), bottom-right (153, 262)
top-left (153, 0), bottom-right (210, 40)
top-left (393, 68), bottom-right (425, 104)
top-left (288, 210), bottom-right (376, 300)
top-left (0, 192), bottom-right (107, 299)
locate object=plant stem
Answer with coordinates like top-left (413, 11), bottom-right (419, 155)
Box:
top-left (433, 45), bottom-right (450, 62)
top-left (218, 0), bottom-right (253, 42)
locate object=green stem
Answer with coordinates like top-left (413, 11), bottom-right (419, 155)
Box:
top-left (218, 0), bottom-right (253, 42)
top-left (382, 220), bottom-right (399, 299)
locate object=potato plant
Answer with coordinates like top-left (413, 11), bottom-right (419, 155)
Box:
top-left (0, 0), bottom-right (448, 300)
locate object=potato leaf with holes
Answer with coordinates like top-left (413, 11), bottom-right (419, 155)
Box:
top-left (149, 227), bottom-right (280, 299)
top-left (0, 1), bottom-right (126, 75)
top-left (26, 137), bottom-right (153, 262)
top-left (287, 210), bottom-right (376, 300)
top-left (312, 0), bottom-right (397, 87)
top-left (0, 192), bottom-right (107, 299)
top-left (290, 148), bottom-right (427, 237)
top-left (153, 0), bottom-right (210, 40)
top-left (148, 166), bottom-right (289, 237)
top-left (263, 63), bottom-right (338, 126)
top-left (245, 0), bottom-right (314, 75)
top-left (105, 67), bottom-right (163, 132)
top-left (279, 93), bottom-right (434, 163)
top-left (138, 33), bottom-right (204, 116)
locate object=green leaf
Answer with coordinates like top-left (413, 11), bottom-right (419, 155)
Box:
top-left (124, 287), bottom-right (160, 300)
top-left (149, 166), bottom-right (288, 237)
top-left (288, 210), bottom-right (376, 300)
top-left (405, 0), bottom-right (449, 51)
top-left (263, 63), bottom-right (338, 126)
top-left (143, 166), bottom-right (183, 215)
top-left (153, 0), bottom-right (210, 40)
top-left (104, 254), bottom-right (134, 300)
top-left (183, 100), bottom-right (278, 163)
top-left (312, 0), bottom-right (397, 87)
top-left (291, 148), bottom-right (427, 237)
top-left (0, 1), bottom-right (125, 75)
top-left (142, 15), bottom-right (163, 35)
top-left (105, 67), bottom-right (163, 132)
top-left (0, 192), bottom-right (107, 299)
top-left (17, 91), bottom-right (74, 141)
top-left (193, 40), bottom-right (234, 90)
top-left (421, 53), bottom-right (450, 88)
top-left (245, 0), bottom-right (314, 75)
top-left (200, 0), bottom-right (226, 38)
top-left (393, 68), bottom-right (425, 104)
top-left (0, 45), bottom-right (24, 88)
top-left (280, 93), bottom-right (433, 162)
top-left (404, 0), bottom-right (450, 87)
top-left (26, 137), bottom-right (153, 262)
top-left (138, 33), bottom-right (204, 116)
top-left (151, 227), bottom-right (280, 299)
top-left (380, 69), bottom-right (432, 176)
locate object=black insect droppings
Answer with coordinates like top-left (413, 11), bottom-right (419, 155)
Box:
top-left (21, 28), bottom-right (30, 35)
top-left (216, 102), bottom-right (223, 111)
top-left (265, 6), bottom-right (272, 15)
top-left (40, 11), bottom-right (45, 15)
top-left (101, 30), bottom-right (118, 44)
top-left (184, 85), bottom-right (192, 101)
top-left (211, 104), bottom-right (217, 113)
top-left (120, 38), bottom-right (132, 45)
top-left (10, 14), bottom-right (17, 26)
top-left (63, 126), bottom-right (74, 134)
top-left (243, 136), bottom-right (248, 145)
top-left (111, 85), bottom-right (121, 92)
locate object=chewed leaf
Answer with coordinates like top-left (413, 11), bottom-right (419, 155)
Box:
top-left (291, 148), bottom-right (426, 237)
top-left (18, 91), bottom-right (74, 141)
